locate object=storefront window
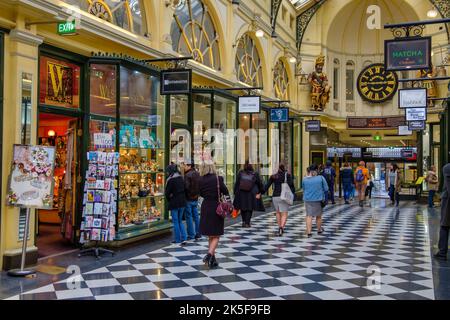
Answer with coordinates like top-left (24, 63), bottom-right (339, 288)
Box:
top-left (238, 114), bottom-right (251, 167)
top-left (252, 111), bottom-right (269, 180)
top-left (90, 64), bottom-right (117, 117)
top-left (213, 95), bottom-right (236, 192)
top-left (170, 95), bottom-right (189, 125)
top-left (280, 121), bottom-right (292, 173)
top-left (88, 60), bottom-right (167, 240)
top-left (39, 55), bottom-right (81, 109)
top-left (293, 121), bottom-right (302, 189)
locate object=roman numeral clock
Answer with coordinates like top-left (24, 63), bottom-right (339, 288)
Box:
top-left (357, 63), bottom-right (398, 103)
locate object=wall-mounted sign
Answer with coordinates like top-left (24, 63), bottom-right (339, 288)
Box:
top-left (269, 108), bottom-right (289, 122)
top-left (160, 69), bottom-right (192, 95)
top-left (238, 96), bottom-right (261, 113)
top-left (347, 116), bottom-right (405, 129)
top-left (357, 63), bottom-right (398, 103)
top-left (405, 108), bottom-right (427, 121)
top-left (398, 125), bottom-right (412, 136)
top-left (399, 88), bottom-right (427, 109)
top-left (408, 120), bottom-right (426, 131)
top-left (385, 37), bottom-right (431, 71)
top-left (7, 145), bottom-right (56, 209)
top-left (305, 120), bottom-right (321, 132)
top-left (57, 20), bottom-right (77, 36)
top-left (362, 152), bottom-right (373, 158)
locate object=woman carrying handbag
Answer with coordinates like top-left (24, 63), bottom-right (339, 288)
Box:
top-left (198, 162), bottom-right (230, 269)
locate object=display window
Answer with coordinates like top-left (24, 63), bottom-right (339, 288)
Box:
top-left (88, 60), bottom-right (167, 240)
top-left (39, 55), bottom-right (81, 109)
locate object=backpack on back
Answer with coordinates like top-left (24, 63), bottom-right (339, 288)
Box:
top-left (239, 171), bottom-right (256, 191)
top-left (355, 168), bottom-right (365, 182)
top-left (324, 167), bottom-right (333, 184)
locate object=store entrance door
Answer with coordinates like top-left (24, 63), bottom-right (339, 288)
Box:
top-left (37, 112), bottom-right (80, 258)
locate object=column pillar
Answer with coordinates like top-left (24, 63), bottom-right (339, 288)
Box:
top-left (1, 24), bottom-right (43, 270)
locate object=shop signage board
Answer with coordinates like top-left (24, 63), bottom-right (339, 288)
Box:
top-left (398, 125), bottom-right (413, 136)
top-left (408, 120), bottom-right (426, 131)
top-left (238, 96), bottom-right (261, 114)
top-left (93, 133), bottom-right (114, 149)
top-left (405, 108), bottom-right (427, 121)
top-left (385, 37), bottom-right (431, 71)
top-left (363, 152), bottom-right (373, 158)
top-left (269, 108), bottom-right (289, 122)
top-left (7, 145), bottom-right (56, 209)
top-left (347, 116), bottom-right (405, 129)
top-left (401, 149), bottom-right (414, 159)
top-left (398, 88), bottom-right (427, 109)
top-left (160, 69), bottom-right (192, 95)
top-left (57, 20), bottom-right (77, 35)
top-left (305, 120), bottom-right (321, 132)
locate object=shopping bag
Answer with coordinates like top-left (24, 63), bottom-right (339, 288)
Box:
top-left (280, 172), bottom-right (294, 205)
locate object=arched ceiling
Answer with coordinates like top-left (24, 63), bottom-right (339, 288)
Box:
top-left (326, 0), bottom-right (419, 55)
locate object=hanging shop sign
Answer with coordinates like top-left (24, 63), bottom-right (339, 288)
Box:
top-left (405, 108), bottom-right (427, 121)
top-left (305, 120), bottom-right (321, 132)
top-left (160, 69), bottom-right (192, 95)
top-left (238, 95), bottom-right (261, 114)
top-left (398, 125), bottom-right (413, 136)
top-left (398, 88), bottom-right (427, 109)
top-left (347, 116), bottom-right (405, 129)
top-left (401, 149), bottom-right (414, 159)
top-left (385, 37), bottom-right (431, 71)
top-left (7, 145), bottom-right (56, 209)
top-left (57, 20), bottom-right (77, 35)
top-left (408, 120), bottom-right (426, 131)
top-left (357, 63), bottom-right (398, 103)
top-left (269, 108), bottom-right (289, 122)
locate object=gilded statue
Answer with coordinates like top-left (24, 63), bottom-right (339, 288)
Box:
top-left (308, 54), bottom-right (331, 111)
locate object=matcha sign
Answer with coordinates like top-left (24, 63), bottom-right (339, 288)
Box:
top-left (385, 37), bottom-right (431, 71)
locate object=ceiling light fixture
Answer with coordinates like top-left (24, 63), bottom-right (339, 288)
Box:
top-left (427, 7), bottom-right (438, 18)
top-left (255, 29), bottom-right (264, 38)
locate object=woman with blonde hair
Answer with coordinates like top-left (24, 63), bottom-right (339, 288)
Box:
top-left (198, 162), bottom-right (230, 268)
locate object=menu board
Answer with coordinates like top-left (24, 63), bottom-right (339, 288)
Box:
top-left (7, 145), bottom-right (56, 209)
top-left (347, 116), bottom-right (406, 129)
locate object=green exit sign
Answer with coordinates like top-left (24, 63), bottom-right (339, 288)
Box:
top-left (57, 21), bottom-right (77, 35)
top-left (374, 135), bottom-right (382, 141)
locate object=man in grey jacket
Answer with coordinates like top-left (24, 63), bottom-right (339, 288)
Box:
top-left (435, 163), bottom-right (450, 260)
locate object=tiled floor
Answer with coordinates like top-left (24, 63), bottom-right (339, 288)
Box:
top-left (4, 200), bottom-right (436, 300)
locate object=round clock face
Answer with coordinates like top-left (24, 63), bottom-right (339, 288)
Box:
top-left (357, 63), bottom-right (398, 103)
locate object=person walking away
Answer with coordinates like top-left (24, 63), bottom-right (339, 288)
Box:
top-left (365, 173), bottom-right (374, 199)
top-left (233, 161), bottom-right (264, 228)
top-left (265, 163), bottom-right (295, 236)
top-left (426, 166), bottom-right (439, 208)
top-left (184, 161), bottom-right (201, 240)
top-left (198, 162), bottom-right (230, 268)
top-left (434, 163), bottom-right (450, 261)
top-left (165, 164), bottom-right (187, 245)
top-left (340, 163), bottom-right (353, 204)
top-left (322, 160), bottom-right (336, 204)
top-left (386, 163), bottom-right (402, 207)
top-left (354, 161), bottom-right (370, 207)
top-left (302, 164), bottom-right (329, 238)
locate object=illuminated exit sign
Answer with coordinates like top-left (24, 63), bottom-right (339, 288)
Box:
top-left (57, 21), bottom-right (77, 35)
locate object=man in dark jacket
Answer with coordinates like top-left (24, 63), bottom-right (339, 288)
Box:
top-left (340, 163), bottom-right (353, 204)
top-left (165, 164), bottom-right (187, 245)
top-left (435, 163), bottom-right (450, 260)
top-left (184, 161), bottom-right (201, 240)
top-left (322, 160), bottom-right (336, 204)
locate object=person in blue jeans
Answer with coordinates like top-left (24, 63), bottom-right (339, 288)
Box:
top-left (340, 162), bottom-right (354, 204)
top-left (183, 162), bottom-right (201, 240)
top-left (165, 164), bottom-right (187, 245)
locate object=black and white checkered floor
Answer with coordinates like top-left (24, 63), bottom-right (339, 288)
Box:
top-left (6, 200), bottom-right (434, 300)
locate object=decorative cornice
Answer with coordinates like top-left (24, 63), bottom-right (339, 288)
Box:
top-left (9, 29), bottom-right (44, 46)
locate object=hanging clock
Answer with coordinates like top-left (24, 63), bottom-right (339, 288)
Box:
top-left (357, 63), bottom-right (398, 103)
top-left (88, 0), bottom-right (113, 23)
